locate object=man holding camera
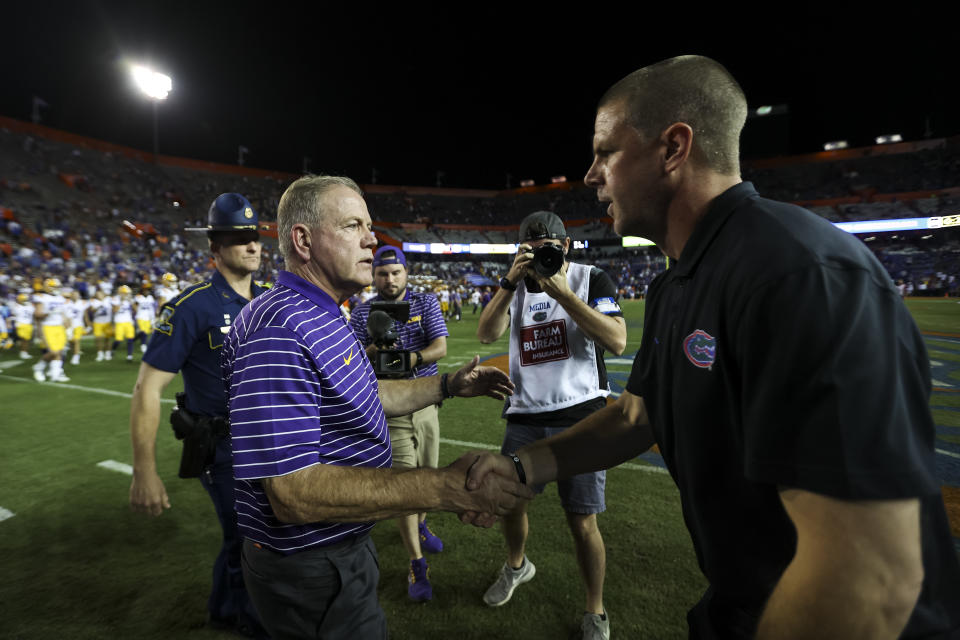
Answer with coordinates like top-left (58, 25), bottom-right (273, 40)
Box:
top-left (348, 245), bottom-right (449, 601)
top-left (477, 211), bottom-right (626, 640)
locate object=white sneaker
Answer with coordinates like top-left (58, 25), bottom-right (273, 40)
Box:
top-left (19, 351), bottom-right (30, 359)
top-left (95, 352), bottom-right (104, 362)
top-left (33, 368), bottom-right (46, 382)
top-left (581, 611), bottom-right (610, 640)
top-left (105, 351), bottom-right (112, 361)
top-left (126, 354), bottom-right (133, 362)
top-left (140, 344), bottom-right (147, 353)
top-left (70, 354), bottom-right (80, 365)
top-left (51, 373), bottom-right (70, 382)
top-left (483, 557), bottom-right (536, 606)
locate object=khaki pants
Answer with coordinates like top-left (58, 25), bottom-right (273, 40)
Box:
top-left (388, 404), bottom-right (439, 469)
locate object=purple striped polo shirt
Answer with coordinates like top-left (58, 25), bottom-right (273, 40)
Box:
top-left (221, 270), bottom-right (391, 554)
top-left (349, 289), bottom-right (449, 378)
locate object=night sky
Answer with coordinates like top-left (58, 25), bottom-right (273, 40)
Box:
top-left (3, 3), bottom-right (955, 189)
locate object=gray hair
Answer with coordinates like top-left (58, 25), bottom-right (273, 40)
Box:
top-left (600, 55), bottom-right (747, 176)
top-left (277, 175), bottom-right (363, 260)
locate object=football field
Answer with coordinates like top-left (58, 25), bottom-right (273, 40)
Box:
top-left (1, 298), bottom-right (958, 639)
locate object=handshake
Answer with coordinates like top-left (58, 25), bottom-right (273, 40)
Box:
top-left (442, 451), bottom-right (533, 528)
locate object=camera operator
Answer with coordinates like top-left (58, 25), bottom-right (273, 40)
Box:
top-left (476, 211), bottom-right (626, 640)
top-left (348, 245), bottom-right (449, 602)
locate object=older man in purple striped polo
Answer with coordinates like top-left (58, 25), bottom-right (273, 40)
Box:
top-left (221, 174), bottom-right (531, 639)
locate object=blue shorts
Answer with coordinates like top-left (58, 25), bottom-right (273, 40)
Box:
top-left (501, 421), bottom-right (606, 515)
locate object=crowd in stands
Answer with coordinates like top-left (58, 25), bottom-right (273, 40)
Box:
top-left (1, 123), bottom-right (959, 307)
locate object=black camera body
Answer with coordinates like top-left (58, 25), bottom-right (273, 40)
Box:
top-left (367, 301), bottom-right (412, 379)
top-left (531, 243), bottom-right (565, 278)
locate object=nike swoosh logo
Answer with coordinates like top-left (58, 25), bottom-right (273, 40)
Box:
top-left (344, 349), bottom-right (354, 365)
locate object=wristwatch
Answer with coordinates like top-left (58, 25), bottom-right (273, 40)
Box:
top-left (499, 276), bottom-right (517, 291)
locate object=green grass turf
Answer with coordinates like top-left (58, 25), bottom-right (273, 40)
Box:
top-left (1, 297), bottom-right (958, 639)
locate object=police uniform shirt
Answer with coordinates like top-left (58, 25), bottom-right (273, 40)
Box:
top-left (144, 270), bottom-right (266, 417)
top-left (349, 289), bottom-right (449, 379)
top-left (625, 182), bottom-right (960, 637)
top-left (507, 267), bottom-right (622, 428)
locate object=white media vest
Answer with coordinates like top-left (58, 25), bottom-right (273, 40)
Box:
top-left (505, 261), bottom-right (610, 415)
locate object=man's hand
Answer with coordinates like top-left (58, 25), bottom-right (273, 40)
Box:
top-left (448, 355), bottom-right (515, 400)
top-left (129, 469), bottom-right (171, 516)
top-left (444, 452), bottom-right (532, 527)
top-left (464, 450), bottom-right (518, 490)
top-left (528, 258), bottom-right (572, 301)
top-left (504, 244), bottom-right (535, 286)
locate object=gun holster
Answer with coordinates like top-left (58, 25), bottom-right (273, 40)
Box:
top-left (170, 392), bottom-right (229, 479)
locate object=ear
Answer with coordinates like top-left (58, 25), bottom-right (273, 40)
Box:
top-left (661, 122), bottom-right (694, 174)
top-left (290, 223), bottom-right (313, 261)
top-left (562, 237), bottom-right (571, 254)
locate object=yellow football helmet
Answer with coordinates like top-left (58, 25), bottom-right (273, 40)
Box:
top-left (16, 293), bottom-right (29, 304)
top-left (118, 285), bottom-right (132, 296)
top-left (162, 272), bottom-right (178, 284)
top-left (43, 277), bottom-right (62, 293)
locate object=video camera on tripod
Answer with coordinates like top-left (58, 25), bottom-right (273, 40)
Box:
top-left (366, 300), bottom-right (412, 379)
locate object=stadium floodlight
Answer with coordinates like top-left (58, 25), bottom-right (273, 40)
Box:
top-left (551, 176), bottom-right (567, 184)
top-left (823, 140), bottom-right (849, 151)
top-left (131, 65), bottom-right (172, 100)
top-left (520, 179), bottom-right (535, 187)
top-left (130, 64), bottom-right (172, 161)
top-left (875, 134), bottom-right (903, 145)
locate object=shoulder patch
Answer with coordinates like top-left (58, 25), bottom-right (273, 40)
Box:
top-left (591, 296), bottom-right (621, 315)
top-left (154, 306), bottom-right (176, 336)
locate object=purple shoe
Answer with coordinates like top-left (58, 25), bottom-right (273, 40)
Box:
top-left (408, 557), bottom-right (432, 602)
top-left (419, 520), bottom-right (444, 554)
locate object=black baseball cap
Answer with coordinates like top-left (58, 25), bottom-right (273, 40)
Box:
top-left (518, 211), bottom-right (566, 242)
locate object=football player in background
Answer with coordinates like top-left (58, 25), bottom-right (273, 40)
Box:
top-left (32, 278), bottom-right (69, 382)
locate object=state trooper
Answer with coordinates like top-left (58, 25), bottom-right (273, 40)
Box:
top-left (128, 193), bottom-right (269, 638)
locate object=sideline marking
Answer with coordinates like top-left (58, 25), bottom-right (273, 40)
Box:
top-left (97, 460), bottom-right (133, 475)
top-left (0, 374), bottom-right (176, 404)
top-left (5, 374), bottom-right (952, 467)
top-left (931, 360), bottom-right (943, 367)
top-left (932, 379), bottom-right (954, 388)
top-left (0, 360), bottom-right (25, 372)
top-left (440, 437), bottom-right (668, 474)
top-left (0, 507), bottom-right (14, 522)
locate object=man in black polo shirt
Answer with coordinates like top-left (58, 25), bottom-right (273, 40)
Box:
top-left (465, 55), bottom-right (960, 639)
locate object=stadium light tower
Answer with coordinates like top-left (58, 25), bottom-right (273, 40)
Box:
top-left (131, 64), bottom-right (172, 161)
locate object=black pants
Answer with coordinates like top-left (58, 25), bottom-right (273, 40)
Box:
top-left (242, 535), bottom-right (387, 640)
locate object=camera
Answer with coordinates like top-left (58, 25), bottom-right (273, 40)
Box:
top-left (366, 301), bottom-right (412, 379)
top-left (531, 243), bottom-right (565, 278)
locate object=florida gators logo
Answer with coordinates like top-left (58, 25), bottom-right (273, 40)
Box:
top-left (683, 330), bottom-right (716, 369)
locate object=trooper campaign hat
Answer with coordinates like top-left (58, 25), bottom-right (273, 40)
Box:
top-left (185, 193), bottom-right (259, 232)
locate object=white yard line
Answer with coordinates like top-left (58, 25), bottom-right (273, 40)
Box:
top-left (4, 375), bottom-right (954, 466)
top-left (0, 507), bottom-right (14, 522)
top-left (932, 379), bottom-right (954, 388)
top-left (97, 460), bottom-right (133, 475)
top-left (0, 374), bottom-right (176, 404)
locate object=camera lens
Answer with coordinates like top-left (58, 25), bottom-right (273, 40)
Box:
top-left (532, 244), bottom-right (564, 277)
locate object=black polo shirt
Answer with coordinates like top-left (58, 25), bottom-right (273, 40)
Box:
top-left (626, 182), bottom-right (960, 638)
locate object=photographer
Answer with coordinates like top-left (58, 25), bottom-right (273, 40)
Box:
top-left (348, 245), bottom-right (449, 602)
top-left (477, 211), bottom-right (626, 640)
